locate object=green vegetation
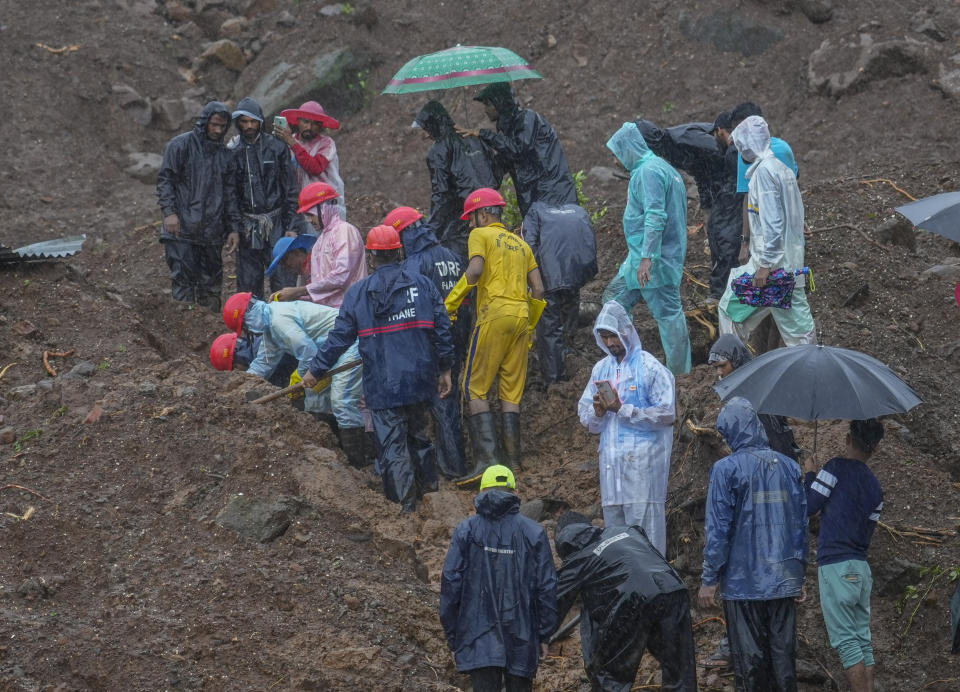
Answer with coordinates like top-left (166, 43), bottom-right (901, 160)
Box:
top-left (501, 170), bottom-right (608, 230)
top-left (14, 429), bottom-right (42, 452)
top-left (896, 564), bottom-right (960, 636)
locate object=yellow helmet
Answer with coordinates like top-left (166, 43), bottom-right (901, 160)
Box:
top-left (480, 465), bottom-right (516, 491)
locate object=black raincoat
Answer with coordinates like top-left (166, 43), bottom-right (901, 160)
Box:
top-left (229, 97), bottom-right (300, 245)
top-left (157, 101), bottom-right (239, 246)
top-left (415, 101), bottom-right (501, 259)
top-left (554, 524), bottom-right (697, 691)
top-left (522, 202), bottom-right (597, 292)
top-left (475, 83), bottom-right (577, 217)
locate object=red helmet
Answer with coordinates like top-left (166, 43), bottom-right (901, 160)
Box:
top-left (383, 206), bottom-right (423, 232)
top-left (365, 225), bottom-right (403, 250)
top-left (461, 187), bottom-right (506, 220)
top-left (297, 182), bottom-right (339, 215)
top-left (210, 332), bottom-right (238, 371)
top-left (223, 292), bottom-right (252, 334)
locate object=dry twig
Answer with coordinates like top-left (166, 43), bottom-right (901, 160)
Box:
top-left (42, 349), bottom-right (75, 377)
top-left (858, 178), bottom-right (917, 201)
top-left (0, 484), bottom-right (52, 502)
top-left (0, 362), bottom-right (17, 380)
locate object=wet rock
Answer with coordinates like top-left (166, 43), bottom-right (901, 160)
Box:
top-left (8, 385), bottom-right (37, 399)
top-left (174, 384), bottom-right (197, 398)
top-left (921, 261), bottom-right (960, 281)
top-left (17, 578), bottom-right (49, 600)
top-left (792, 0), bottom-right (832, 24)
top-left (165, 1), bottom-right (195, 23)
top-left (841, 283), bottom-right (869, 308)
top-left (215, 494), bottom-right (304, 542)
top-left (175, 20), bottom-right (203, 40)
top-left (343, 594), bottom-right (360, 610)
top-left (875, 215), bottom-right (916, 251)
top-left (588, 165), bottom-right (620, 183)
top-left (0, 427), bottom-right (14, 444)
top-left (125, 152), bottom-right (163, 183)
top-left (152, 96), bottom-right (204, 131)
top-left (115, 0), bottom-right (158, 16)
top-left (418, 491), bottom-right (465, 530)
top-left (808, 34), bottom-right (928, 97)
top-left (12, 320), bottom-right (37, 337)
top-left (873, 557), bottom-right (926, 597)
top-left (934, 55), bottom-right (960, 99)
top-left (232, 47), bottom-right (369, 120)
top-left (679, 9), bottom-right (781, 57)
top-left (546, 34), bottom-right (557, 49)
top-left (198, 39), bottom-right (246, 72)
top-left (219, 16), bottom-right (248, 37)
top-left (138, 382), bottom-right (159, 396)
top-left (911, 11), bottom-right (947, 42)
top-left (36, 379), bottom-right (55, 394)
top-left (111, 84), bottom-right (152, 126)
top-left (62, 361), bottom-right (97, 380)
top-left (319, 3), bottom-right (346, 16)
top-left (275, 10), bottom-right (296, 28)
top-left (796, 658), bottom-right (829, 683)
top-left (519, 499), bottom-right (546, 522)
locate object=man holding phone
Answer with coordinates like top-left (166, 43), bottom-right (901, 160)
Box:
top-left (577, 301), bottom-right (676, 553)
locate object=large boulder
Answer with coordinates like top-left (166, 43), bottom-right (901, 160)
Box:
top-left (152, 94), bottom-right (205, 131)
top-left (808, 34), bottom-right (929, 96)
top-left (678, 9), bottom-right (782, 57)
top-left (215, 494), bottom-right (305, 542)
top-left (125, 153), bottom-right (163, 183)
top-left (112, 84), bottom-right (152, 127)
top-left (232, 47), bottom-right (373, 120)
top-left (198, 38), bottom-right (247, 72)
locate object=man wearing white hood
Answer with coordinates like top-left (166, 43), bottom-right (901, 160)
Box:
top-left (577, 301), bottom-right (676, 554)
top-left (718, 116), bottom-right (816, 346)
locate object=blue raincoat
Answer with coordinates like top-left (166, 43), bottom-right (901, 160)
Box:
top-left (577, 302), bottom-right (675, 553)
top-left (604, 123), bottom-right (691, 374)
top-left (702, 397), bottom-right (808, 600)
top-left (307, 262), bottom-right (454, 411)
top-left (440, 489), bottom-right (558, 677)
top-left (244, 299), bottom-right (362, 428)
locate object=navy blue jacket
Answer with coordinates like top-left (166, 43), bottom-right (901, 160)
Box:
top-left (805, 458), bottom-right (883, 566)
top-left (440, 490), bottom-right (558, 677)
top-left (522, 202), bottom-right (597, 292)
top-left (400, 220), bottom-right (464, 298)
top-left (157, 101), bottom-right (240, 246)
top-left (307, 262), bottom-right (453, 410)
top-left (702, 398), bottom-right (808, 600)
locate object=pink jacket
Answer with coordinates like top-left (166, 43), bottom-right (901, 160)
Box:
top-left (306, 204), bottom-right (367, 307)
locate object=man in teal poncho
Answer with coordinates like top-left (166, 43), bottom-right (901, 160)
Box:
top-left (603, 122), bottom-right (691, 375)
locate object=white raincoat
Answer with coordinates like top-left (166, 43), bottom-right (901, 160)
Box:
top-left (577, 301), bottom-right (676, 552)
top-left (719, 116), bottom-right (815, 345)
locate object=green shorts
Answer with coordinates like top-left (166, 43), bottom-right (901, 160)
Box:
top-left (818, 560), bottom-right (874, 669)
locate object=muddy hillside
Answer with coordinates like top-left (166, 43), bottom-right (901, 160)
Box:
top-left (2, 0), bottom-right (960, 690)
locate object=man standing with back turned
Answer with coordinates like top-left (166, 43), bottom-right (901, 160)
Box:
top-left (157, 101), bottom-right (240, 311)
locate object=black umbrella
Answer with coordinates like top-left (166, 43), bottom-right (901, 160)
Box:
top-left (895, 191), bottom-right (960, 243)
top-left (713, 344), bottom-right (922, 451)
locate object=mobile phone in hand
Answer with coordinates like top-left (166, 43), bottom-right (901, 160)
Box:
top-left (595, 380), bottom-right (619, 408)
top-left (273, 115), bottom-right (288, 130)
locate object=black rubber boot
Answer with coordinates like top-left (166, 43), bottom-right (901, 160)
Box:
top-left (501, 411), bottom-right (522, 470)
top-left (455, 411), bottom-right (499, 487)
top-left (339, 427), bottom-right (368, 469)
top-left (364, 431), bottom-right (379, 467)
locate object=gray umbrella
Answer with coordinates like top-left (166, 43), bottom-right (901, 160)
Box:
top-left (712, 344), bottom-right (922, 420)
top-left (895, 191), bottom-right (960, 243)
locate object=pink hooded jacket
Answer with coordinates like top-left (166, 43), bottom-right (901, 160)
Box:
top-left (306, 204), bottom-right (367, 307)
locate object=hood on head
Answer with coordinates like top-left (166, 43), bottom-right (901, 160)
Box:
top-left (474, 488), bottom-right (520, 519)
top-left (414, 101), bottom-right (454, 140)
top-left (474, 81), bottom-right (519, 118)
top-left (593, 300), bottom-right (641, 358)
top-left (232, 96), bottom-right (264, 125)
top-left (709, 334), bottom-right (753, 370)
top-left (194, 101), bottom-right (231, 140)
top-left (717, 396), bottom-right (769, 452)
top-left (243, 298), bottom-right (270, 334)
top-left (319, 203), bottom-right (341, 230)
top-left (368, 263), bottom-right (414, 317)
top-left (400, 219), bottom-right (439, 255)
top-left (555, 522), bottom-right (602, 560)
top-left (606, 122), bottom-right (653, 171)
top-left (730, 115), bottom-right (771, 164)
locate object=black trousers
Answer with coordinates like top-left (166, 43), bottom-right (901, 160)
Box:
top-left (587, 590), bottom-right (697, 692)
top-left (707, 218), bottom-right (741, 299)
top-left (370, 404), bottom-right (437, 506)
top-left (236, 239), bottom-right (299, 299)
top-left (724, 597), bottom-right (797, 692)
top-left (469, 667), bottom-right (532, 692)
top-left (161, 238), bottom-right (223, 312)
top-left (536, 288), bottom-right (579, 384)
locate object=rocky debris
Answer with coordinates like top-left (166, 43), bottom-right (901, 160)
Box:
top-left (875, 215), bottom-right (916, 251)
top-left (418, 491), bottom-right (465, 531)
top-left (0, 427), bottom-right (15, 444)
top-left (219, 16), bottom-right (249, 38)
top-left (921, 259), bottom-right (960, 281)
top-left (198, 38), bottom-right (246, 72)
top-left (320, 4), bottom-right (347, 16)
top-left (7, 385), bottom-right (37, 399)
top-left (62, 361), bottom-right (97, 380)
top-left (17, 578), bottom-right (50, 600)
top-left (115, 0), bottom-right (158, 16)
top-left (232, 47), bottom-right (367, 119)
top-left (214, 494), bottom-right (305, 542)
top-left (125, 152), bottom-right (163, 183)
top-left (152, 93), bottom-right (205, 131)
top-left (934, 54), bottom-right (960, 99)
top-left (678, 9), bottom-right (782, 57)
top-left (165, 1), bottom-right (194, 24)
top-left (343, 594), bottom-right (360, 610)
top-left (808, 34), bottom-right (929, 97)
top-left (911, 10), bottom-right (948, 42)
top-left (841, 283), bottom-right (870, 308)
top-left (111, 84), bottom-right (152, 126)
top-left (872, 557), bottom-right (927, 597)
top-left (138, 382), bottom-right (159, 396)
top-left (12, 320), bottom-right (37, 337)
top-left (519, 499), bottom-right (546, 521)
top-left (792, 0), bottom-right (833, 24)
top-left (587, 166), bottom-right (621, 183)
top-left (275, 10), bottom-right (296, 28)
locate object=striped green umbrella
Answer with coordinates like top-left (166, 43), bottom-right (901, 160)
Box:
top-left (382, 45), bottom-right (542, 94)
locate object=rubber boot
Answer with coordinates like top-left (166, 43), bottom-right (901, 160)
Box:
top-left (364, 431), bottom-right (379, 468)
top-left (338, 427), bottom-right (367, 469)
top-left (455, 411), bottom-right (499, 487)
top-left (501, 412), bottom-right (522, 470)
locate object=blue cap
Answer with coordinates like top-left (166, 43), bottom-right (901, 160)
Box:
top-left (266, 234), bottom-right (317, 277)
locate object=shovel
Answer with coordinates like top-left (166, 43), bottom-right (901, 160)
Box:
top-left (248, 359), bottom-right (362, 404)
